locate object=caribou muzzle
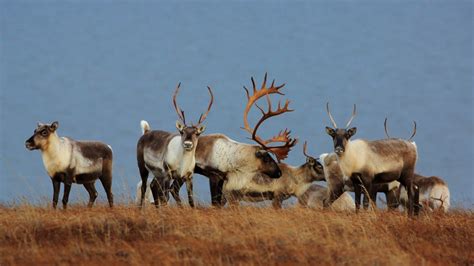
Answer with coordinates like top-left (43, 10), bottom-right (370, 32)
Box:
top-left (25, 137), bottom-right (37, 150)
top-left (335, 146), bottom-right (344, 155)
top-left (183, 141), bottom-right (194, 151)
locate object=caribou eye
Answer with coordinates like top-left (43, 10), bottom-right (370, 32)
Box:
top-left (41, 130), bottom-right (48, 136)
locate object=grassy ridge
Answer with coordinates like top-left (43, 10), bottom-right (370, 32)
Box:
top-left (0, 204), bottom-right (473, 265)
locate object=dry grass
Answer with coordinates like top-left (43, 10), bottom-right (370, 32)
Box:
top-left (0, 204), bottom-right (473, 265)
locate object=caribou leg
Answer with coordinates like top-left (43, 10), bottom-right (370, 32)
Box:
top-left (51, 179), bottom-right (60, 209)
top-left (170, 178), bottom-right (184, 206)
top-left (62, 182), bottom-right (72, 209)
top-left (209, 176), bottom-right (225, 207)
top-left (149, 178), bottom-right (160, 207)
top-left (351, 174), bottom-right (363, 212)
top-left (83, 182), bottom-right (98, 208)
top-left (185, 174), bottom-right (195, 208)
top-left (138, 166), bottom-right (149, 208)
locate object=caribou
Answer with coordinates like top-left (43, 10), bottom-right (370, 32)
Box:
top-left (378, 119), bottom-right (450, 212)
top-left (222, 142), bottom-right (325, 208)
top-left (396, 174), bottom-right (450, 212)
top-left (136, 83), bottom-right (213, 207)
top-left (319, 152), bottom-right (400, 210)
top-left (324, 103), bottom-right (420, 215)
top-left (25, 121), bottom-right (114, 209)
top-left (170, 74), bottom-right (297, 207)
top-left (298, 184), bottom-right (355, 211)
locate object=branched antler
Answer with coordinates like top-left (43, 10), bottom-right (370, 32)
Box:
top-left (242, 73), bottom-right (298, 161)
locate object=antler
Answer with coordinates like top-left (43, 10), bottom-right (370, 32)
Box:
top-left (345, 104), bottom-right (357, 128)
top-left (384, 118), bottom-right (416, 141)
top-left (302, 141), bottom-right (313, 158)
top-left (242, 73), bottom-right (297, 161)
top-left (264, 129), bottom-right (298, 161)
top-left (197, 86), bottom-right (214, 125)
top-left (326, 103), bottom-right (357, 129)
top-left (326, 102), bottom-right (338, 128)
top-left (408, 121), bottom-right (417, 141)
top-left (172, 83), bottom-right (186, 124)
top-left (384, 118), bottom-right (391, 138)
top-left (242, 73), bottom-right (286, 136)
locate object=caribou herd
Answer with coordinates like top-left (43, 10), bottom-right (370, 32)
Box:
top-left (25, 74), bottom-right (450, 214)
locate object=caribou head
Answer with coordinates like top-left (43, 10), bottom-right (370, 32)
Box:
top-left (302, 141), bottom-right (324, 181)
top-left (173, 83), bottom-right (214, 151)
top-left (325, 103), bottom-right (357, 156)
top-left (25, 121), bottom-right (59, 151)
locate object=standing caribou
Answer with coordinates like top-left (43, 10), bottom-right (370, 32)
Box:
top-left (25, 121), bottom-right (114, 209)
top-left (136, 83), bottom-right (213, 207)
top-left (324, 103), bottom-right (420, 215)
top-left (379, 119), bottom-right (450, 212)
top-left (319, 152), bottom-right (400, 210)
top-left (170, 74), bottom-right (297, 207)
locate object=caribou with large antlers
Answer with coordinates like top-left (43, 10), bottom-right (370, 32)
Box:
top-left (170, 74), bottom-right (297, 206)
top-left (223, 141), bottom-right (326, 208)
top-left (324, 103), bottom-right (420, 215)
top-left (136, 83), bottom-right (213, 207)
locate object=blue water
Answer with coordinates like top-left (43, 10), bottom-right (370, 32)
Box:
top-left (1, 1), bottom-right (472, 206)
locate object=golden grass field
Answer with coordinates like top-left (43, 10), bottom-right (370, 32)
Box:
top-left (0, 204), bottom-right (473, 265)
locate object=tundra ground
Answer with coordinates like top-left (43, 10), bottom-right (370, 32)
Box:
top-left (0, 204), bottom-right (473, 265)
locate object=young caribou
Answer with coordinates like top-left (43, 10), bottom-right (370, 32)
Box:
top-left (170, 74), bottom-right (296, 207)
top-left (25, 121), bottom-right (114, 209)
top-left (324, 103), bottom-right (420, 215)
top-left (136, 83), bottom-right (213, 207)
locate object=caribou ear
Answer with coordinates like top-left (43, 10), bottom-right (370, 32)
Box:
top-left (196, 125), bottom-right (206, 135)
top-left (347, 127), bottom-right (357, 138)
top-left (306, 157), bottom-right (315, 165)
top-left (325, 127), bottom-right (336, 137)
top-left (50, 121), bottom-right (59, 131)
top-left (176, 121), bottom-right (185, 133)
